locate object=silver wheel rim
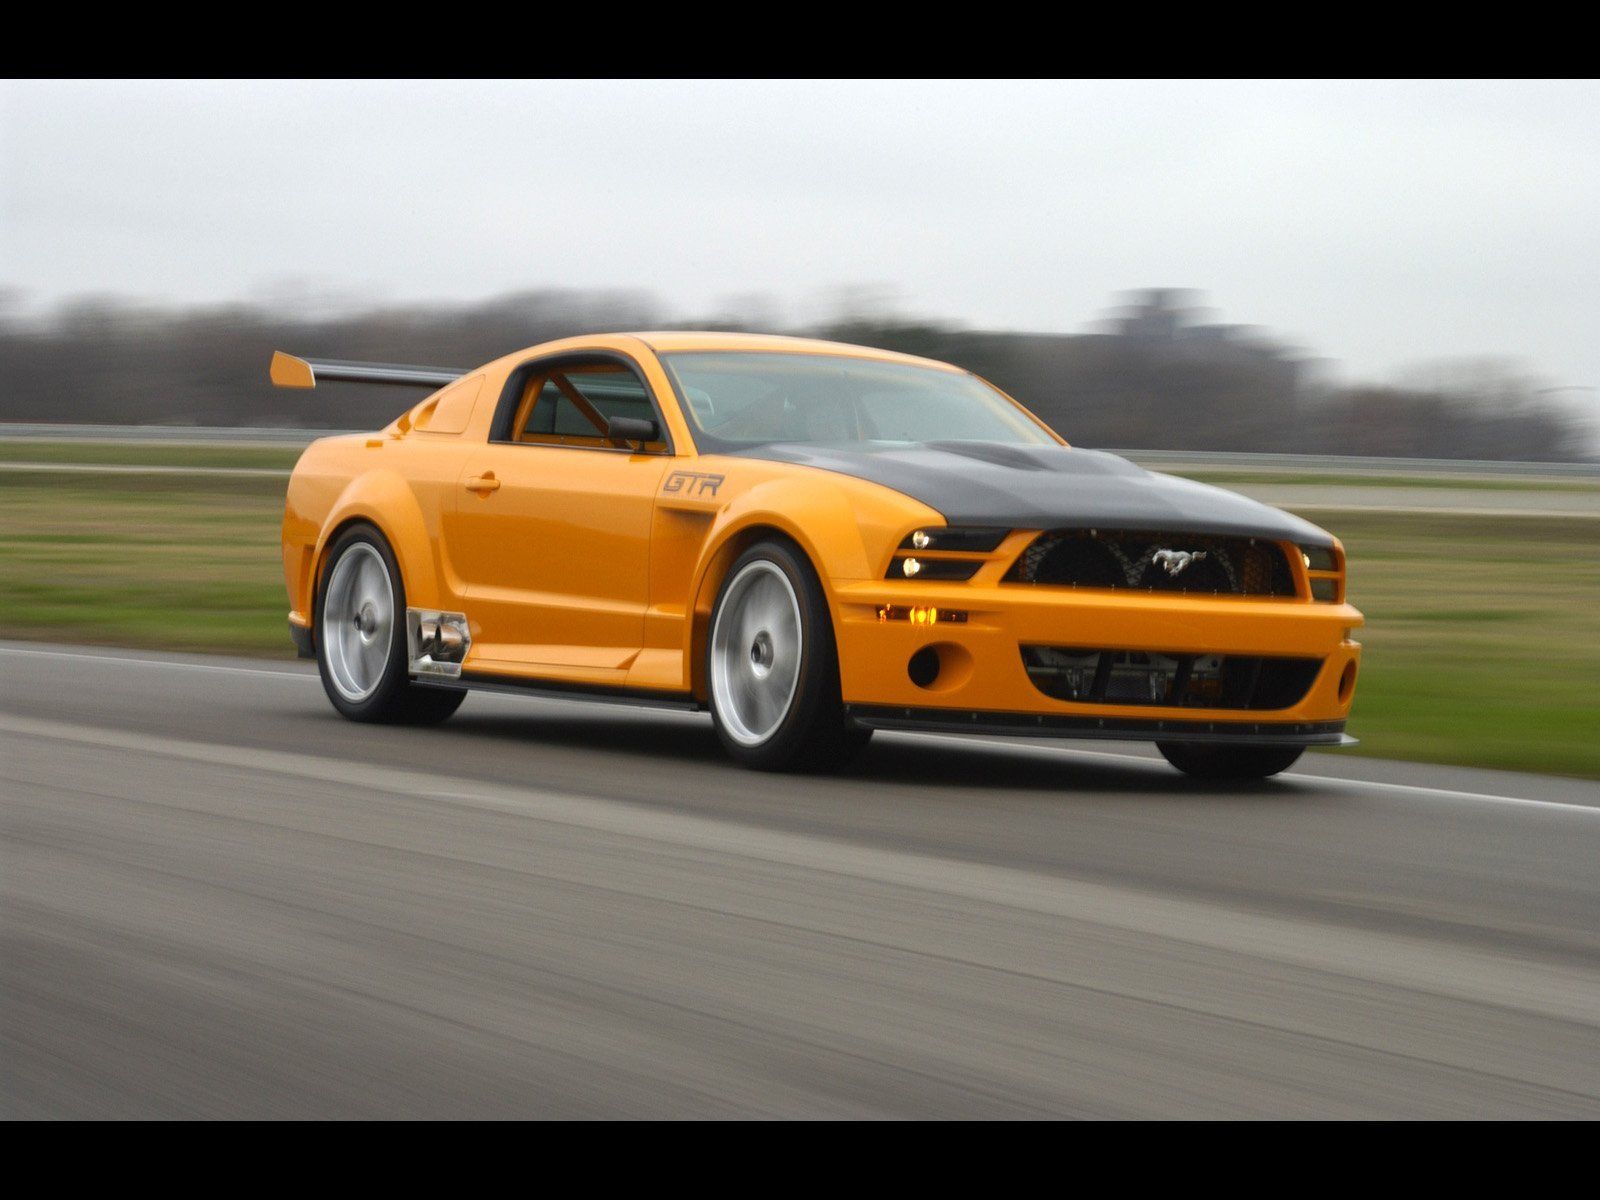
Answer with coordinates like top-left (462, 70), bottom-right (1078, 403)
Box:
top-left (323, 543), bottom-right (394, 702)
top-left (710, 560), bottom-right (803, 746)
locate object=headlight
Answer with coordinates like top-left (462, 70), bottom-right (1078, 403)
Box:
top-left (887, 557), bottom-right (982, 582)
top-left (1299, 544), bottom-right (1337, 573)
top-left (887, 527), bottom-right (1007, 581)
top-left (899, 527), bottom-right (1009, 553)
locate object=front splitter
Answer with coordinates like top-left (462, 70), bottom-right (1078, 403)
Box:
top-left (846, 704), bottom-right (1355, 747)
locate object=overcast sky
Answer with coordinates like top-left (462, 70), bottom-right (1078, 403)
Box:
top-left (3, 79), bottom-right (1597, 393)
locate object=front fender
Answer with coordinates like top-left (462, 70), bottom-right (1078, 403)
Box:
top-left (694, 471), bottom-right (939, 601)
top-left (680, 471), bottom-right (940, 695)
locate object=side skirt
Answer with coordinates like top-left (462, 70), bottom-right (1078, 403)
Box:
top-left (413, 669), bottom-right (702, 713)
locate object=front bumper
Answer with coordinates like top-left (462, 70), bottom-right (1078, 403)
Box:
top-left (831, 579), bottom-right (1362, 743)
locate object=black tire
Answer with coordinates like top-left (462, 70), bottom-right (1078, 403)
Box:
top-left (706, 538), bottom-right (871, 771)
top-left (314, 523), bottom-right (466, 726)
top-left (1157, 741), bottom-right (1303, 780)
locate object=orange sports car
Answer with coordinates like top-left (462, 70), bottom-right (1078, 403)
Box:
top-left (273, 332), bottom-right (1361, 779)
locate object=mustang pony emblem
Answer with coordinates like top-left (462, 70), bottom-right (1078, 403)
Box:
top-left (1152, 549), bottom-right (1208, 577)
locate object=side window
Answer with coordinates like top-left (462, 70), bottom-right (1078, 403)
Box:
top-left (511, 363), bottom-right (666, 451)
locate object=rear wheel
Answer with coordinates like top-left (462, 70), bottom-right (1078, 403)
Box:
top-left (1157, 741), bottom-right (1303, 780)
top-left (707, 539), bottom-right (871, 771)
top-left (316, 524), bottom-right (465, 725)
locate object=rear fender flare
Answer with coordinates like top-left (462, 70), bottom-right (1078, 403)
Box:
top-left (313, 471), bottom-right (440, 620)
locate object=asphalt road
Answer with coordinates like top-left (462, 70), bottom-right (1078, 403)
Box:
top-left (3, 642), bottom-right (1597, 1118)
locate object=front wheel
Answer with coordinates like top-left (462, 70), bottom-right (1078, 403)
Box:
top-left (316, 524), bottom-right (465, 725)
top-left (1157, 741), bottom-right (1303, 780)
top-left (707, 539), bottom-right (871, 771)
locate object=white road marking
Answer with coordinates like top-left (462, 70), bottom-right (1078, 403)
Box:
top-left (929, 733), bottom-right (1600, 815)
top-left (1296, 772), bottom-right (1599, 811)
top-left (0, 644), bottom-right (311, 680)
top-left (3, 643), bottom-right (1593, 813)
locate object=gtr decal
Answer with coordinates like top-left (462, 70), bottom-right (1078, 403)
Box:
top-left (663, 471), bottom-right (724, 498)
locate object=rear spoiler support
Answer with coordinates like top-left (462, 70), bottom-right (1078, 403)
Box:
top-left (269, 351), bottom-right (467, 389)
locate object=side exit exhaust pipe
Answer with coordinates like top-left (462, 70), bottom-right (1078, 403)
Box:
top-left (406, 609), bottom-right (470, 679)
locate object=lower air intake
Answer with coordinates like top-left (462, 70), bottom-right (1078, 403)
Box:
top-left (1021, 646), bottom-right (1321, 711)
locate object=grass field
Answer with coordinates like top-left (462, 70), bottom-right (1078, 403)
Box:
top-left (0, 470), bottom-right (290, 656)
top-left (2, 460), bottom-right (1596, 778)
top-left (1329, 511), bottom-right (1598, 777)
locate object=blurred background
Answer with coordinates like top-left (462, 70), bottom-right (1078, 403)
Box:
top-left (2, 78), bottom-right (1597, 775)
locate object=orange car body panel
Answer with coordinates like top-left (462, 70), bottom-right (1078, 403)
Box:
top-left (282, 332), bottom-right (1363, 726)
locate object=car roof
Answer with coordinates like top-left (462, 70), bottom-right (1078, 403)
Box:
top-left (626, 330), bottom-right (964, 372)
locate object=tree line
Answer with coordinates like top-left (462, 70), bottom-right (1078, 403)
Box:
top-left (0, 287), bottom-right (1587, 460)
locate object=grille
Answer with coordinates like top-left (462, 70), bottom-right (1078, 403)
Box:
top-left (1005, 530), bottom-right (1295, 596)
top-left (1021, 646), bottom-right (1322, 710)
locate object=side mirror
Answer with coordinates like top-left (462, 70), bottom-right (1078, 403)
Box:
top-left (606, 415), bottom-right (659, 447)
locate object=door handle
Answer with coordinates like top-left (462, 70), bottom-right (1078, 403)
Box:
top-left (465, 473), bottom-right (500, 493)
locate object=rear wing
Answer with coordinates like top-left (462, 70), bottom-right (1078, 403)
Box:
top-left (269, 351), bottom-right (467, 389)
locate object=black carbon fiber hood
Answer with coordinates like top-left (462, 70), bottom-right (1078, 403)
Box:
top-left (732, 441), bottom-right (1336, 547)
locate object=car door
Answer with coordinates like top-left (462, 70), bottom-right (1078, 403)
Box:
top-left (447, 357), bottom-right (671, 679)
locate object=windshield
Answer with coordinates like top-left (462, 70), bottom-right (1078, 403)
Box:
top-left (660, 352), bottom-right (1058, 451)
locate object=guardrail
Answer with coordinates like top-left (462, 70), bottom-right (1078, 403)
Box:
top-left (1114, 449), bottom-right (1600, 479)
top-left (0, 423), bottom-right (351, 445)
top-left (2, 423), bottom-right (1597, 479)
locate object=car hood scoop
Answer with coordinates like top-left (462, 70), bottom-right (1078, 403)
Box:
top-left (731, 441), bottom-right (1335, 547)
